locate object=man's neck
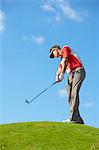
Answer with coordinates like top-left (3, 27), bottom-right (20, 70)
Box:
top-left (58, 50), bottom-right (62, 56)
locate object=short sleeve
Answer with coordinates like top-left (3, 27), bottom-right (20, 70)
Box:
top-left (62, 46), bottom-right (71, 58)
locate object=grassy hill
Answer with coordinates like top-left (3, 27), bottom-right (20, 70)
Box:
top-left (0, 122), bottom-right (99, 150)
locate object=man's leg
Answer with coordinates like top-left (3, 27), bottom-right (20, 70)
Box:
top-left (65, 73), bottom-right (74, 122)
top-left (66, 80), bottom-right (71, 104)
top-left (69, 69), bottom-right (85, 124)
top-left (66, 73), bottom-right (73, 107)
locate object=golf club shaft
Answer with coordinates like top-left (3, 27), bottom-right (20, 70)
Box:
top-left (26, 81), bottom-right (57, 103)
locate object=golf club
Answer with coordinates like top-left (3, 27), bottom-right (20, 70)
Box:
top-left (25, 81), bottom-right (57, 104)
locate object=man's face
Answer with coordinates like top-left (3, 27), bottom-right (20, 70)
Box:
top-left (52, 48), bottom-right (60, 58)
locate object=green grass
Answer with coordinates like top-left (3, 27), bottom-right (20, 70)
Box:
top-left (0, 122), bottom-right (99, 150)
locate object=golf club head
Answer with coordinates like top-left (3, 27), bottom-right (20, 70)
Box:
top-left (25, 99), bottom-right (30, 104)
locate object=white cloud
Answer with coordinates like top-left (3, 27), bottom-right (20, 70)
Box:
top-left (84, 102), bottom-right (95, 108)
top-left (0, 9), bottom-right (6, 32)
top-left (41, 0), bottom-right (87, 23)
top-left (32, 35), bottom-right (44, 44)
top-left (58, 0), bottom-right (83, 21)
top-left (40, 3), bottom-right (55, 12)
top-left (41, 2), bottom-right (61, 23)
top-left (58, 89), bottom-right (66, 98)
top-left (22, 35), bottom-right (45, 44)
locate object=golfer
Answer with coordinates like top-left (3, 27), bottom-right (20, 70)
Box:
top-left (49, 45), bottom-right (86, 124)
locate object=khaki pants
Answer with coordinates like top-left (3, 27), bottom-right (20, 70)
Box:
top-left (66, 68), bottom-right (86, 124)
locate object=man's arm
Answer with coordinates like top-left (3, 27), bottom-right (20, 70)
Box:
top-left (56, 58), bottom-right (67, 82)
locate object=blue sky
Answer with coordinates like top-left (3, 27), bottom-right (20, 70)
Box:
top-left (0, 0), bottom-right (99, 128)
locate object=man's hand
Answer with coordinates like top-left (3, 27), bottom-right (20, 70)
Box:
top-left (59, 72), bottom-right (64, 80)
top-left (56, 76), bottom-right (61, 83)
top-left (56, 73), bottom-right (64, 83)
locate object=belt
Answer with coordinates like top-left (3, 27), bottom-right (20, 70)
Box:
top-left (69, 67), bottom-right (84, 75)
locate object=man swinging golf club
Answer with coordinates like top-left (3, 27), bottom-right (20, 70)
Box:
top-left (50, 45), bottom-right (86, 124)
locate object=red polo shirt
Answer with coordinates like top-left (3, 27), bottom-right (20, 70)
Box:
top-left (61, 46), bottom-right (83, 73)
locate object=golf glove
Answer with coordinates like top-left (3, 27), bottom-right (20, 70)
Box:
top-left (59, 73), bottom-right (64, 81)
